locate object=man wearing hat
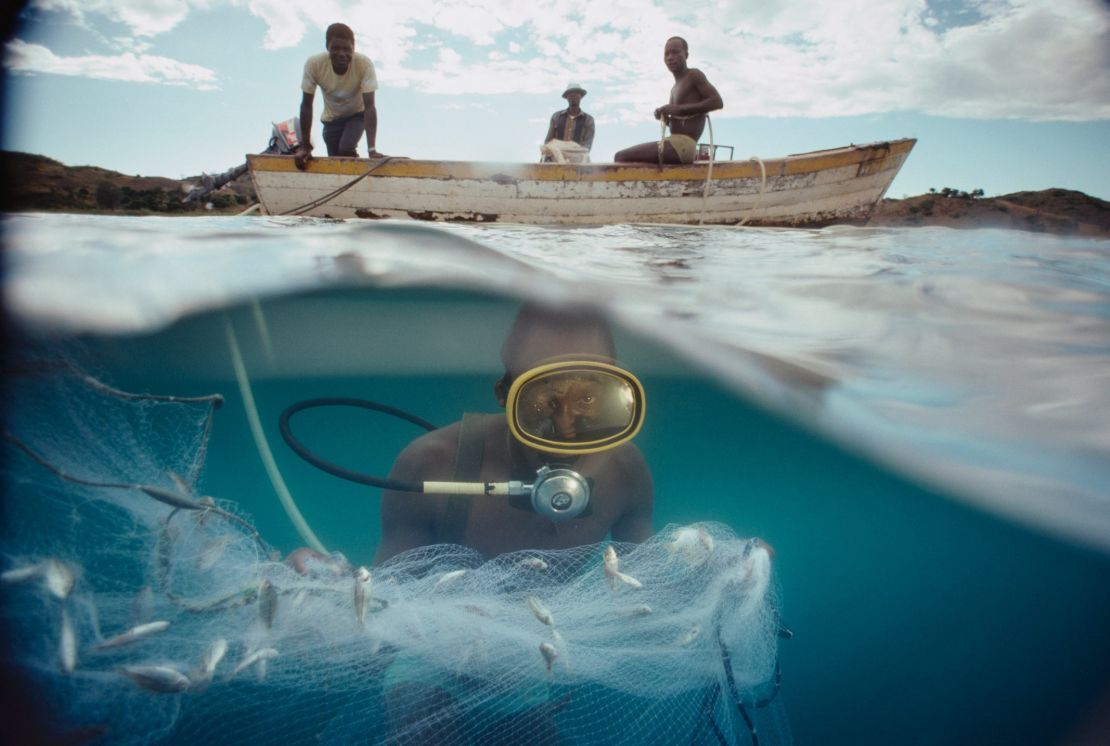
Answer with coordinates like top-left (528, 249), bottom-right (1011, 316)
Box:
top-left (541, 83), bottom-right (595, 163)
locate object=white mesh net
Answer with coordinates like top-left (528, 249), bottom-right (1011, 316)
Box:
top-left (2, 352), bottom-right (790, 745)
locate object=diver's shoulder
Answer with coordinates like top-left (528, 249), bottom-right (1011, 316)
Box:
top-left (609, 441), bottom-right (650, 472)
top-left (399, 421), bottom-right (461, 457)
top-left (391, 422), bottom-right (457, 465)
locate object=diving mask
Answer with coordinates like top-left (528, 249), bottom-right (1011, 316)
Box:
top-left (505, 360), bottom-right (646, 456)
top-left (279, 360), bottom-right (645, 523)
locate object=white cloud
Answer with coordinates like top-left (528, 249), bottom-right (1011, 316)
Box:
top-left (4, 38), bottom-right (220, 89)
top-left (30, 0), bottom-right (202, 37)
top-left (16, 0), bottom-right (1110, 121)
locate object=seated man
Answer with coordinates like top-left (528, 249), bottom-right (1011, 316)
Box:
top-left (373, 302), bottom-right (654, 564)
top-left (293, 22), bottom-right (380, 170)
top-left (541, 83), bottom-right (596, 164)
top-left (614, 37), bottom-right (723, 165)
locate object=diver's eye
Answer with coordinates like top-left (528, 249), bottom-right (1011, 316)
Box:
top-left (580, 395), bottom-right (595, 404)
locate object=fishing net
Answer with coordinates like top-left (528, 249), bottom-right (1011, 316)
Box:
top-left (1, 350), bottom-right (790, 745)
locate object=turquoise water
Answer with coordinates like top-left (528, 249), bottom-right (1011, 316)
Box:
top-left (3, 214), bottom-right (1110, 743)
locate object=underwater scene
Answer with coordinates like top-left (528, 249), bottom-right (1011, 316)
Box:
top-left (2, 214), bottom-right (1109, 745)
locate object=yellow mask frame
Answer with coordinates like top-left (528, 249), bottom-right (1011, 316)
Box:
top-left (505, 360), bottom-right (646, 455)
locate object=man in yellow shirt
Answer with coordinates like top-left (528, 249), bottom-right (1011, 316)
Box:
top-left (294, 23), bottom-right (379, 170)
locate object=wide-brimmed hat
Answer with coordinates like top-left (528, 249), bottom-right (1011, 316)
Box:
top-left (562, 83), bottom-right (587, 98)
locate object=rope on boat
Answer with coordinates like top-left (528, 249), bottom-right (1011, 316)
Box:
top-left (281, 157), bottom-right (393, 217)
top-left (659, 113), bottom-right (718, 225)
top-left (698, 115), bottom-right (715, 225)
top-left (738, 156), bottom-right (767, 227)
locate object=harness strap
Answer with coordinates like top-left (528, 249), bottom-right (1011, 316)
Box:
top-left (438, 412), bottom-right (489, 545)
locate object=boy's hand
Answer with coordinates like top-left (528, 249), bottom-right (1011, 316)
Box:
top-left (293, 146), bottom-right (312, 171)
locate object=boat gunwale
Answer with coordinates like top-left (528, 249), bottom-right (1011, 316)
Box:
top-left (247, 139), bottom-right (916, 184)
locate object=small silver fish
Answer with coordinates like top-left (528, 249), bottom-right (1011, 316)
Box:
top-left (258, 579), bottom-right (277, 629)
top-left (195, 537), bottom-right (230, 571)
top-left (96, 620), bottom-right (171, 650)
top-left (43, 558), bottom-right (76, 600)
top-left (119, 665), bottom-right (191, 693)
top-left (354, 566), bottom-right (371, 626)
top-left (1, 562), bottom-right (44, 585)
top-left (167, 470), bottom-right (193, 497)
top-left (602, 546), bottom-right (642, 590)
top-left (527, 596), bottom-right (554, 627)
top-left (676, 625), bottom-right (701, 647)
top-left (539, 641), bottom-right (558, 672)
top-left (196, 496), bottom-right (218, 526)
top-left (231, 647), bottom-right (278, 677)
top-left (198, 638), bottom-right (228, 677)
top-left (59, 608), bottom-right (76, 674)
top-left (617, 604), bottom-right (654, 618)
top-left (666, 525), bottom-right (715, 566)
top-left (433, 569), bottom-right (466, 591)
top-left (517, 556), bottom-right (549, 571)
top-left (138, 484), bottom-right (205, 512)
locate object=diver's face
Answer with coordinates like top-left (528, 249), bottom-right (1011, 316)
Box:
top-left (328, 37), bottom-right (354, 74)
top-left (521, 375), bottom-right (601, 440)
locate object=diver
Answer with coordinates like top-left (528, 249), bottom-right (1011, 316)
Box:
top-left (282, 301), bottom-right (653, 566)
top-left (373, 302), bottom-right (654, 563)
top-left (281, 303), bottom-right (655, 743)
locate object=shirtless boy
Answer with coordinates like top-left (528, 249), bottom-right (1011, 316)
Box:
top-left (614, 37), bottom-right (723, 164)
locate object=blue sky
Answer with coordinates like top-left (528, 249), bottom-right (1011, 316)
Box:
top-left (3, 0), bottom-right (1109, 198)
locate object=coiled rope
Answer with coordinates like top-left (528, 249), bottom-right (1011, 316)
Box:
top-left (658, 114), bottom-right (766, 226)
top-left (281, 157), bottom-right (393, 217)
top-left (739, 156), bottom-right (767, 227)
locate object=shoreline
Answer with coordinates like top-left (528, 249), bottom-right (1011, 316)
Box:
top-left (4, 151), bottom-right (1107, 236)
top-left (867, 189), bottom-right (1109, 237)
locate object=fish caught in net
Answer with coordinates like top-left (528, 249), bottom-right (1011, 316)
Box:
top-left (1, 353), bottom-right (791, 744)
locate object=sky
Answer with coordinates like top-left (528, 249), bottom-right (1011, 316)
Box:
top-left (2, 0), bottom-right (1109, 199)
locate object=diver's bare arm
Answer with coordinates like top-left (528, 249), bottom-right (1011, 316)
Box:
top-left (372, 430), bottom-right (458, 564)
top-left (374, 488), bottom-right (436, 565)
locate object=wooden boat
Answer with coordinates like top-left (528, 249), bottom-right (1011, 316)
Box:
top-left (247, 138), bottom-right (915, 226)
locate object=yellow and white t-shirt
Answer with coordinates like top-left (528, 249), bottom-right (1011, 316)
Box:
top-left (301, 52), bottom-right (378, 122)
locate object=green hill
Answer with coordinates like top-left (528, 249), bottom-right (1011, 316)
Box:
top-left (0, 151), bottom-right (256, 214)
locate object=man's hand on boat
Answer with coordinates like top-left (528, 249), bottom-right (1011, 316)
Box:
top-left (294, 145), bottom-right (313, 171)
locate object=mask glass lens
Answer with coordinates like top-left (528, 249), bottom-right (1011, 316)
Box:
top-left (507, 362), bottom-right (645, 455)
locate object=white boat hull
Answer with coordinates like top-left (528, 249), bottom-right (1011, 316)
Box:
top-left (247, 139), bottom-right (915, 226)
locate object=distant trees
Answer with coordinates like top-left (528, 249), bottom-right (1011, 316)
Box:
top-left (95, 181), bottom-right (120, 209)
top-left (929, 187), bottom-right (985, 200)
top-left (2, 152), bottom-right (255, 213)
